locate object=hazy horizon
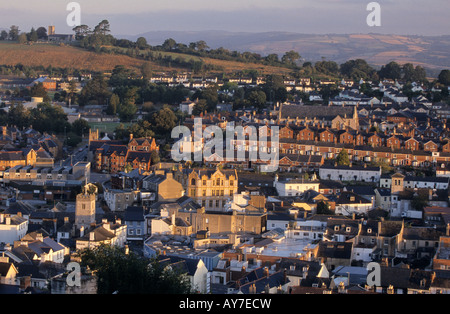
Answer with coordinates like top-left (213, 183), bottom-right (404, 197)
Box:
top-left (0, 1), bottom-right (449, 38)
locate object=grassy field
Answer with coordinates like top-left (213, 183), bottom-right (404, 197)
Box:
top-left (0, 41), bottom-right (292, 75)
top-left (89, 121), bottom-right (132, 136)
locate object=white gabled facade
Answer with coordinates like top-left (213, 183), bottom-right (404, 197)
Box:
top-left (0, 214), bottom-right (28, 245)
top-left (319, 165), bottom-right (382, 183)
top-left (274, 177), bottom-right (320, 197)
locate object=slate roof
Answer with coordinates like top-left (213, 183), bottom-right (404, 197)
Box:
top-left (280, 105), bottom-right (354, 120)
top-left (124, 206), bottom-right (145, 222)
top-left (316, 241), bottom-right (353, 259)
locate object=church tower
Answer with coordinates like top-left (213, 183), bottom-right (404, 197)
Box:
top-left (75, 184), bottom-right (97, 229)
top-left (89, 128), bottom-right (99, 144)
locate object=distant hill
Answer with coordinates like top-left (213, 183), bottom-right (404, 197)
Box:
top-left (125, 31), bottom-right (450, 76)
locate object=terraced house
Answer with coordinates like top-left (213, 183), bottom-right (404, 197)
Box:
top-left (92, 135), bottom-right (159, 173)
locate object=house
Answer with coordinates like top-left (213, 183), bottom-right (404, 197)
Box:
top-left (75, 219), bottom-right (127, 250)
top-left (319, 165), bottom-right (381, 183)
top-left (124, 206), bottom-right (146, 241)
top-left (314, 241), bottom-right (353, 271)
top-left (395, 223), bottom-right (442, 260)
top-left (151, 213), bottom-right (192, 236)
top-left (159, 256), bottom-right (210, 294)
top-left (274, 176), bottom-right (320, 197)
top-left (179, 98), bottom-right (197, 115)
top-left (334, 191), bottom-right (373, 216)
top-left (142, 172), bottom-right (184, 202)
top-left (17, 230), bottom-right (68, 264)
top-left (228, 266), bottom-right (291, 294)
top-left (0, 256), bottom-right (18, 286)
top-left (323, 218), bottom-right (360, 242)
top-left (186, 168), bottom-right (238, 211)
top-left (0, 213), bottom-right (28, 245)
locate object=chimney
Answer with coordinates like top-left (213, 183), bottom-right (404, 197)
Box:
top-left (36, 233), bottom-right (44, 242)
top-left (263, 266), bottom-right (269, 278)
top-left (5, 216), bottom-right (11, 225)
top-left (64, 216), bottom-right (69, 224)
top-left (80, 226), bottom-right (85, 237)
top-left (446, 224), bottom-right (450, 237)
top-left (89, 231), bottom-right (95, 241)
top-left (129, 133), bottom-right (133, 141)
top-left (0, 213), bottom-right (4, 224)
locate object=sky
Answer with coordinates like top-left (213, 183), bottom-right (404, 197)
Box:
top-left (0, 0), bottom-right (449, 37)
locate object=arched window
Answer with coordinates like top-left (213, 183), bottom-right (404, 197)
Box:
top-left (191, 178), bottom-right (196, 186)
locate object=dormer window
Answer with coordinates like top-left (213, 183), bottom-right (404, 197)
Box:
top-left (367, 228), bottom-right (372, 234)
top-left (334, 226), bottom-right (340, 231)
top-left (346, 227), bottom-right (351, 232)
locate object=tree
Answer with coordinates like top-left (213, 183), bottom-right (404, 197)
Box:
top-left (28, 27), bottom-right (38, 42)
top-left (438, 70), bottom-right (450, 86)
top-left (314, 60), bottom-right (339, 75)
top-left (340, 59), bottom-right (377, 81)
top-left (18, 33), bottom-right (28, 44)
top-left (0, 30), bottom-right (8, 41)
top-left (79, 74), bottom-right (111, 106)
top-left (9, 25), bottom-right (19, 41)
top-left (400, 63), bottom-right (427, 83)
top-left (150, 150), bottom-right (160, 164)
top-left (136, 37), bottom-right (148, 49)
top-left (162, 38), bottom-right (177, 51)
top-left (71, 118), bottom-right (91, 136)
top-left (30, 82), bottom-right (48, 98)
top-left (378, 61), bottom-right (402, 80)
top-left (7, 103), bottom-right (30, 129)
top-left (93, 20), bottom-right (111, 36)
top-left (317, 201), bottom-right (334, 215)
top-left (411, 194), bottom-right (428, 212)
top-left (149, 107), bottom-right (177, 138)
top-left (107, 93), bottom-right (120, 115)
top-left (36, 27), bottom-right (47, 40)
top-left (127, 120), bottom-right (155, 138)
top-left (73, 24), bottom-right (90, 39)
top-left (265, 54), bottom-right (279, 65)
top-left (335, 149), bottom-right (350, 166)
top-left (118, 99), bottom-right (137, 122)
top-left (248, 90), bottom-right (267, 108)
top-left (141, 62), bottom-right (152, 80)
top-left (281, 50), bottom-right (301, 65)
top-left (195, 40), bottom-right (209, 52)
top-left (79, 244), bottom-right (191, 294)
